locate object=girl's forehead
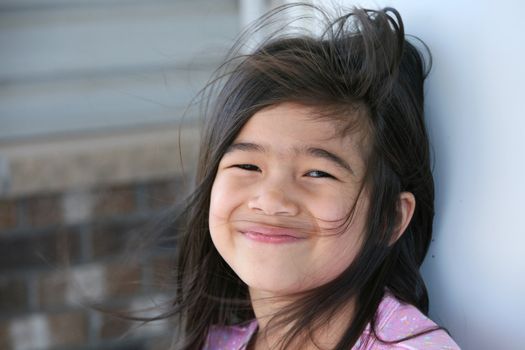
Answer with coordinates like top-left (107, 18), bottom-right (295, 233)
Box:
top-left (237, 102), bottom-right (369, 152)
top-left (231, 103), bottom-right (369, 176)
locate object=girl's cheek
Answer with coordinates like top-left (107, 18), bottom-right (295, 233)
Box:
top-left (310, 202), bottom-right (349, 226)
top-left (309, 190), bottom-right (356, 221)
top-left (209, 174), bottom-right (242, 220)
top-left (209, 177), bottom-right (226, 219)
top-left (308, 192), bottom-right (368, 236)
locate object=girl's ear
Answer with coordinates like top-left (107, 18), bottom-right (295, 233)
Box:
top-left (390, 192), bottom-right (416, 245)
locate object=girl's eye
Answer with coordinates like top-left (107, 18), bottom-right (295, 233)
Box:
top-left (233, 164), bottom-right (261, 172)
top-left (306, 170), bottom-right (335, 179)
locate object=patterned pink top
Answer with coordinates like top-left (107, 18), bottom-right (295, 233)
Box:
top-left (203, 293), bottom-right (460, 349)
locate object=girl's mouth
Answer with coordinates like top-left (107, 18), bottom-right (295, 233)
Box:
top-left (239, 225), bottom-right (307, 244)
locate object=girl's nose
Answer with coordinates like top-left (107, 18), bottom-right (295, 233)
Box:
top-left (247, 188), bottom-right (299, 216)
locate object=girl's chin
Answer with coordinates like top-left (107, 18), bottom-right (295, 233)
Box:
top-left (240, 275), bottom-right (315, 297)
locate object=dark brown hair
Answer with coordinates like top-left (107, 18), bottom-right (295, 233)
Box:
top-left (152, 3), bottom-right (438, 349)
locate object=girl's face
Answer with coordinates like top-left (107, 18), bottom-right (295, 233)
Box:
top-left (209, 102), bottom-right (370, 295)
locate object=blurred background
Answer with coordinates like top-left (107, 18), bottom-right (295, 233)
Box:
top-left (0, 1), bottom-right (296, 349)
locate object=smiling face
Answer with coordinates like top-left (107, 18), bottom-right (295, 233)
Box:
top-left (209, 102), bottom-right (371, 295)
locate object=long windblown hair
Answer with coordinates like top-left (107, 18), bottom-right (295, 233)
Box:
top-left (158, 3), bottom-right (436, 349)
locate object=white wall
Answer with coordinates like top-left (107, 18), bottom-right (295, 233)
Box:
top-left (319, 1), bottom-right (525, 349)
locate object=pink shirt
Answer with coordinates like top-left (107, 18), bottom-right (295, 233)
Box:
top-left (203, 293), bottom-right (460, 349)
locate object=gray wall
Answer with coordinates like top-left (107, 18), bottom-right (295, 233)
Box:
top-left (0, 0), bottom-right (238, 141)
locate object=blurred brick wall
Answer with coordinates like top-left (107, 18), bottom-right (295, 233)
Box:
top-left (0, 178), bottom-right (183, 350)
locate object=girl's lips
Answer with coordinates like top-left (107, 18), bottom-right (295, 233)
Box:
top-left (239, 225), bottom-right (307, 244)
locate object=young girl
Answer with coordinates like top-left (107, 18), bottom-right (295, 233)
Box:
top-left (169, 4), bottom-right (460, 350)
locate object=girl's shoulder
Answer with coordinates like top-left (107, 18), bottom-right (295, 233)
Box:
top-left (358, 293), bottom-right (461, 349)
top-left (203, 319), bottom-right (258, 350)
top-left (203, 293), bottom-right (461, 350)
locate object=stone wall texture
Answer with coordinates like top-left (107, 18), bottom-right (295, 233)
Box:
top-left (0, 177), bottom-right (184, 350)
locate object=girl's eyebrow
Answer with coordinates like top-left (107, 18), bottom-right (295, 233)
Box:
top-left (225, 142), bottom-right (354, 175)
top-left (303, 146), bottom-right (354, 175)
top-left (225, 142), bottom-right (265, 153)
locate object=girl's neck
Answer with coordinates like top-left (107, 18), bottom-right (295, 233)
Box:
top-left (249, 288), bottom-right (356, 349)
